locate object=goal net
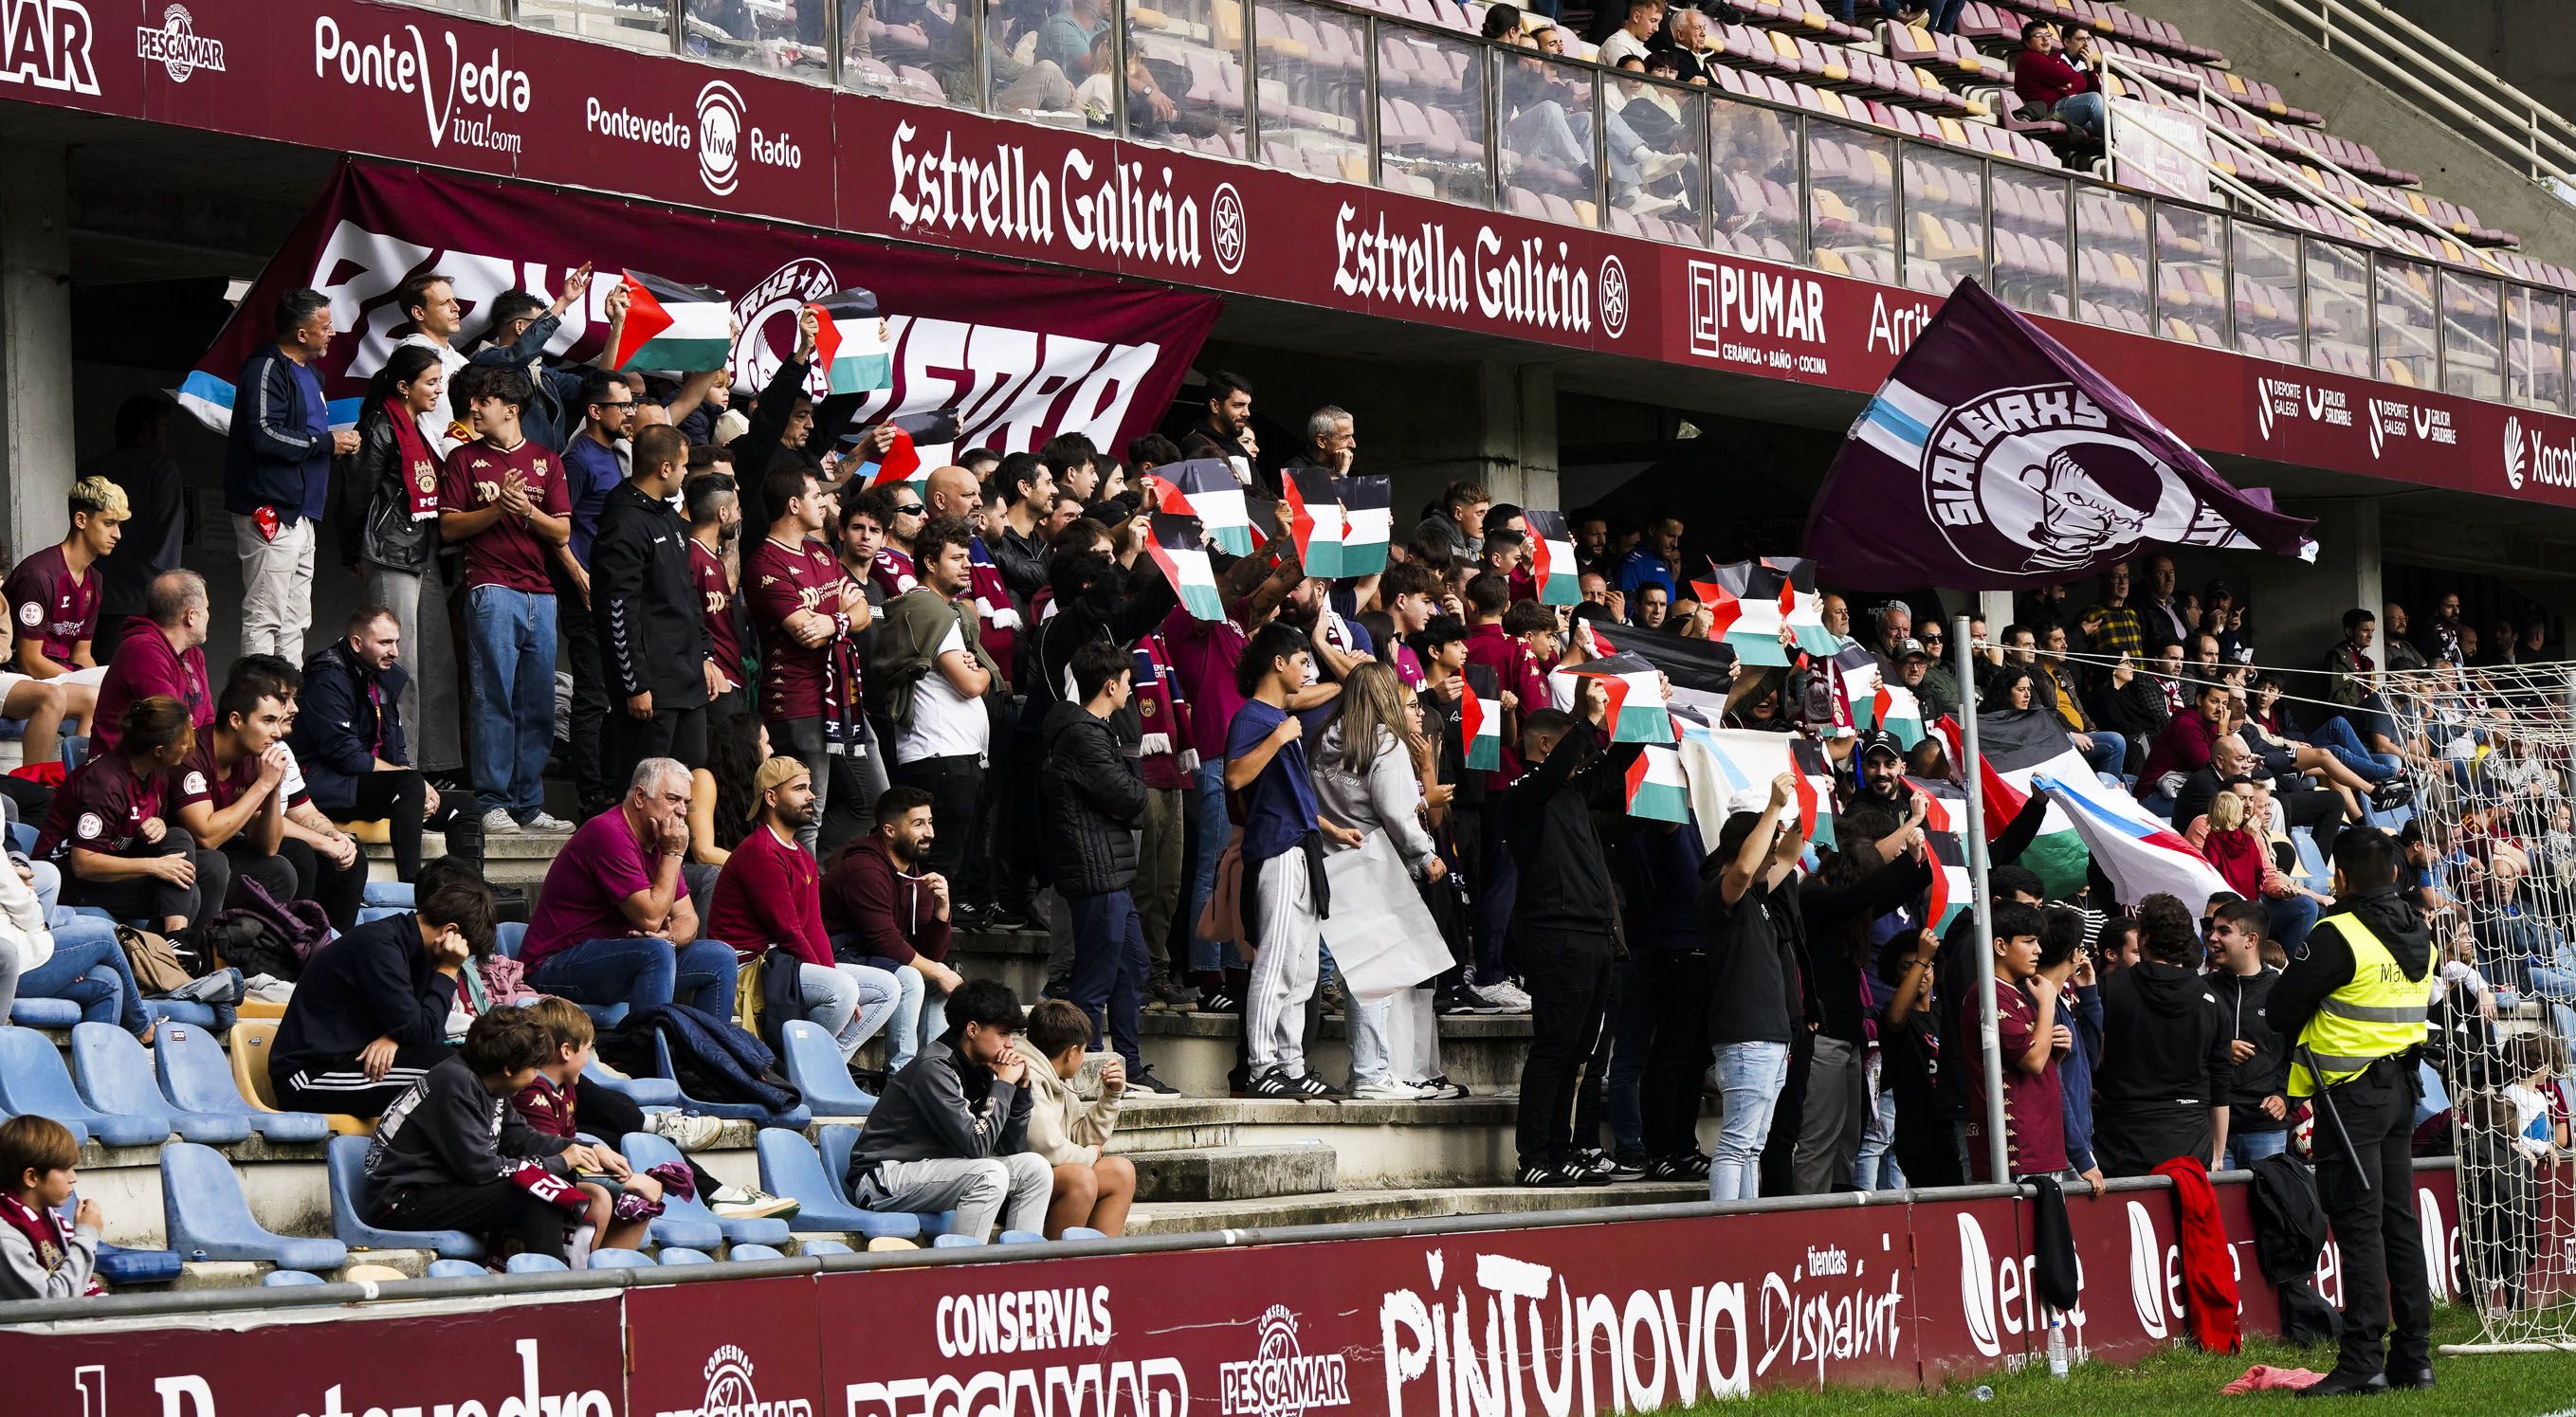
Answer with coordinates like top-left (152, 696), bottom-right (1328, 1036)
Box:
top-left (2383, 662), bottom-right (2576, 1348)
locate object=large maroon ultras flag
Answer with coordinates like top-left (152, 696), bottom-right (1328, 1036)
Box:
top-left (1805, 279), bottom-right (2315, 590)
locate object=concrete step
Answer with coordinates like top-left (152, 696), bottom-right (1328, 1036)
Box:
top-left (1130, 1143), bottom-right (1340, 1203)
top-left (1126, 1181), bottom-right (1710, 1236)
top-left (1107, 1094), bottom-right (1724, 1191)
top-left (1132, 1009), bottom-right (1534, 1097)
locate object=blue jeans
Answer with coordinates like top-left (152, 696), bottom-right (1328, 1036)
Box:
top-left (2309, 716), bottom-right (2402, 784)
top-left (1929, 0), bottom-right (1966, 32)
top-left (2225, 1128), bottom-right (2290, 1171)
top-left (1068, 889), bottom-right (1148, 1070)
top-left (1184, 763), bottom-right (1233, 974)
top-left (801, 962), bottom-right (901, 1060)
top-left (2054, 92), bottom-right (2106, 141)
top-left (528, 936), bottom-right (738, 1015)
top-left (2267, 895), bottom-right (2320, 954)
top-left (1710, 1040), bottom-right (1791, 1202)
top-left (465, 584), bottom-right (558, 818)
top-left (10, 923), bottom-right (147, 1033)
top-left (831, 942), bottom-right (943, 1074)
top-left (2080, 732), bottom-right (2126, 782)
top-left (1604, 955), bottom-right (1655, 1162)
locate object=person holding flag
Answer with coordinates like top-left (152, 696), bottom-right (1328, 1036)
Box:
top-left (1703, 772), bottom-right (1805, 1201)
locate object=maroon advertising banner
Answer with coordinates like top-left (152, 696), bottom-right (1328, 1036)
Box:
top-left (182, 162), bottom-right (1221, 460)
top-left (25, 0), bottom-right (2576, 510)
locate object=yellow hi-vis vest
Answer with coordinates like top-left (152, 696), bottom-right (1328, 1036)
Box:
top-left (2287, 913), bottom-right (2430, 1099)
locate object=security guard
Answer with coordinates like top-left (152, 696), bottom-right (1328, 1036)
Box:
top-left (2269, 827), bottom-right (2433, 1397)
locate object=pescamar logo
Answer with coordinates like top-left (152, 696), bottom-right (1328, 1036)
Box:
top-left (138, 4), bottom-right (222, 82)
top-left (313, 14), bottom-right (531, 155)
top-left (0, 0), bottom-right (100, 95)
top-left (1219, 1305), bottom-right (1349, 1417)
top-left (657, 1344), bottom-right (813, 1417)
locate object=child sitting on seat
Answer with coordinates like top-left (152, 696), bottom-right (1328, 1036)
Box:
top-left (1012, 999), bottom-right (1135, 1240)
top-left (0, 1115), bottom-right (100, 1299)
top-left (510, 996), bottom-right (668, 1255)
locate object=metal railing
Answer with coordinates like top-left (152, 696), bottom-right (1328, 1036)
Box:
top-left (2260, 0), bottom-right (2576, 188)
top-left (402, 0), bottom-right (2576, 414)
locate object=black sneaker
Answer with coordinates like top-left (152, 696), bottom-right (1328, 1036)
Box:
top-left (987, 905), bottom-right (1035, 932)
top-left (1245, 1067), bottom-right (1299, 1099)
top-left (2371, 780), bottom-right (2415, 810)
top-left (1126, 1066), bottom-right (1181, 1096)
top-left (846, 1066), bottom-right (889, 1094)
top-left (1041, 972), bottom-right (1071, 1002)
top-left (1565, 1154), bottom-right (1616, 1188)
top-left (1197, 987), bottom-right (1242, 1013)
top-left (951, 903), bottom-right (992, 931)
top-left (1288, 1071), bottom-right (1340, 1099)
top-left (1649, 1152), bottom-right (1712, 1182)
top-left (1515, 1162), bottom-right (1577, 1188)
top-left (1606, 1154), bottom-right (1650, 1182)
top-left (1420, 1074), bottom-right (1471, 1099)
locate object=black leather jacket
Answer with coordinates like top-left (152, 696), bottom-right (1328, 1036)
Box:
top-left (337, 407), bottom-right (437, 574)
top-left (1036, 699), bottom-right (1145, 897)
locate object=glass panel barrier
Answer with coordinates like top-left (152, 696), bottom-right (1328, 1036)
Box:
top-left (402, 0), bottom-right (505, 13)
top-left (1708, 98), bottom-right (1802, 266)
top-left (2304, 239), bottom-right (2370, 377)
top-left (1255, 0), bottom-right (1368, 180)
top-left (2229, 219), bottom-right (2300, 362)
top-left (2439, 271), bottom-right (2503, 403)
top-left (1116, 0), bottom-right (1247, 152)
top-left (2532, 288), bottom-right (2569, 411)
top-left (1496, 48), bottom-right (1600, 227)
top-left (1600, 71), bottom-right (1704, 245)
top-left (518, 0), bottom-right (676, 50)
top-left (2153, 205), bottom-right (2226, 350)
top-left (2373, 255), bottom-right (2438, 390)
top-left (1899, 146), bottom-right (1984, 296)
top-left (1377, 25), bottom-right (1489, 207)
top-left (1989, 162), bottom-right (2069, 318)
top-left (2072, 184), bottom-right (2148, 335)
top-left (683, 0), bottom-right (831, 78)
top-left (844, 0), bottom-right (976, 101)
top-left (1805, 119), bottom-right (1893, 286)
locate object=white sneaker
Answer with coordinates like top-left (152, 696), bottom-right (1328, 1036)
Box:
top-left (707, 1183), bottom-right (800, 1220)
top-left (522, 810), bottom-right (576, 833)
top-left (1351, 1078), bottom-right (1427, 1101)
top-left (646, 1111), bottom-right (723, 1150)
top-left (482, 808), bottom-right (522, 836)
top-left (1477, 981), bottom-right (1533, 1012)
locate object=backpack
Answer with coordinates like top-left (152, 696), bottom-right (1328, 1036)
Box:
top-left (207, 875), bottom-right (334, 980)
top-left (114, 925), bottom-right (199, 996)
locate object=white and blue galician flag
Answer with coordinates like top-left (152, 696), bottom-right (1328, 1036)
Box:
top-left (1806, 279), bottom-right (2316, 590)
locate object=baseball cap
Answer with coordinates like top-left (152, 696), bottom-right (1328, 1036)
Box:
top-left (1897, 637), bottom-right (1930, 662)
top-left (748, 756), bottom-right (810, 818)
top-left (1861, 729), bottom-right (1905, 762)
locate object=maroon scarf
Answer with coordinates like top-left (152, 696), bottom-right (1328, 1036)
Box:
top-left (386, 408), bottom-right (440, 519)
top-left (0, 1193), bottom-right (99, 1295)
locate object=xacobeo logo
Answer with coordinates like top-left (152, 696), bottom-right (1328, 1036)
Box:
top-left (2506, 416), bottom-right (2526, 490)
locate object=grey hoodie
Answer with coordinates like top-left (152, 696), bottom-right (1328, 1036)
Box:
top-left (1311, 722), bottom-right (1436, 872)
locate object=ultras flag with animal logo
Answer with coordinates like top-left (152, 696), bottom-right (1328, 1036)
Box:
top-left (1806, 279), bottom-right (2315, 590)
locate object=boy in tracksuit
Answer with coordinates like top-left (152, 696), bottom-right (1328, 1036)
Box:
top-left (1505, 677), bottom-right (1643, 1187)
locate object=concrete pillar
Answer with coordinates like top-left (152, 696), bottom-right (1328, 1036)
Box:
top-left (0, 145), bottom-right (74, 568)
top-left (2249, 498), bottom-right (2380, 693)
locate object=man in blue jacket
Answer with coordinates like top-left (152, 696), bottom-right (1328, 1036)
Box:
top-left (224, 287), bottom-right (355, 659)
top-left (294, 606), bottom-right (484, 880)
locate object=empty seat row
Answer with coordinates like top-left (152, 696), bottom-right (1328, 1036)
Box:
top-left (0, 1023), bottom-right (331, 1150)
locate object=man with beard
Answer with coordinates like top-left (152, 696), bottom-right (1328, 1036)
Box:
top-left (685, 469), bottom-right (747, 717)
top-left (296, 606), bottom-right (486, 880)
top-left (1180, 371), bottom-right (1258, 491)
top-left (824, 786), bottom-right (964, 1075)
top-left (710, 757), bottom-right (904, 1063)
top-left (558, 371), bottom-right (636, 815)
top-left (1850, 731), bottom-right (1913, 815)
top-left (591, 424), bottom-right (710, 790)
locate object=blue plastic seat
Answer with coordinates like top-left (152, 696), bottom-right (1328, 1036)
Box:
top-left (7, 821), bottom-right (34, 854)
top-left (931, 1233), bottom-right (983, 1247)
top-left (154, 1023), bottom-right (331, 1143)
top-left (8, 998), bottom-right (79, 1027)
top-left (776, 1020), bottom-right (876, 1118)
top-left (71, 1022), bottom-right (240, 1141)
top-left (161, 1142), bottom-right (347, 1271)
top-left (727, 1243), bottom-right (787, 1262)
top-left (427, 1259), bottom-right (489, 1280)
top-left (582, 1060), bottom-right (681, 1109)
top-left (650, 1034), bottom-right (810, 1127)
top-left (584, 1248), bottom-right (652, 1269)
top-left (998, 1230), bottom-right (1045, 1244)
top-left (56, 1197), bottom-right (182, 1285)
top-left (494, 922), bottom-right (527, 958)
top-left (356, 907), bottom-right (406, 926)
top-left (814, 1124), bottom-right (955, 1236)
top-left (325, 1135), bottom-right (484, 1259)
top-left (362, 881), bottom-right (416, 909)
top-left (657, 1246), bottom-right (715, 1264)
top-left (620, 1131), bottom-right (791, 1245)
top-left (505, 1251), bottom-right (572, 1273)
top-left (263, 1268), bottom-right (327, 1286)
top-left (799, 1238), bottom-right (853, 1256)
top-left (756, 1128), bottom-right (919, 1237)
top-left (0, 1026), bottom-right (161, 1148)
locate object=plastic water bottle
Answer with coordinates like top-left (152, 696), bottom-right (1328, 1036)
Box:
top-left (1969, 1386), bottom-right (1994, 1403)
top-left (2046, 1314), bottom-right (2071, 1378)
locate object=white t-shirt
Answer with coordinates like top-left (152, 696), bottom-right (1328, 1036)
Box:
top-left (897, 624), bottom-right (992, 764)
top-left (2505, 1081), bottom-right (2558, 1159)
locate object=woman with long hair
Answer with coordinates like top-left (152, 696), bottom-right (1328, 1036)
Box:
top-left (1312, 662), bottom-right (1450, 1100)
top-left (32, 696), bottom-right (227, 935)
top-left (336, 345), bottom-right (462, 775)
top-left (685, 713), bottom-right (770, 919)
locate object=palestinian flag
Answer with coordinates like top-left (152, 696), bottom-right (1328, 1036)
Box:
top-left (1575, 617), bottom-right (1617, 661)
top-left (2030, 770), bottom-right (2230, 913)
top-left (1283, 466), bottom-right (1347, 580)
top-left (611, 271), bottom-right (733, 372)
top-left (1953, 705), bottom-right (2101, 899)
top-left (808, 287), bottom-right (893, 394)
top-left (1923, 827), bottom-right (1972, 931)
top-left (1144, 510), bottom-right (1224, 620)
top-left (1336, 475), bottom-right (1392, 576)
top-left (1790, 736), bottom-right (1839, 849)
top-left (1673, 721), bottom-right (1837, 848)
top-left (1525, 510), bottom-right (1580, 607)
top-left (1461, 667), bottom-right (1502, 772)
top-left (1830, 645), bottom-right (1883, 734)
top-left (1873, 682), bottom-right (1926, 749)
top-left (1571, 618), bottom-right (1734, 719)
top-left (1905, 774), bottom-right (1963, 834)
top-left (1157, 460), bottom-right (1252, 555)
top-left (1625, 744), bottom-right (1690, 824)
top-left (860, 427), bottom-right (923, 490)
top-left (1562, 652), bottom-right (1672, 744)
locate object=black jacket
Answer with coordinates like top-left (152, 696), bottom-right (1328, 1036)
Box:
top-left (849, 1038), bottom-right (1032, 1181)
top-left (1037, 700), bottom-right (1145, 896)
top-left (1503, 729), bottom-right (1640, 939)
top-left (726, 354), bottom-right (817, 536)
top-left (336, 407), bottom-right (437, 573)
top-left (2094, 959), bottom-right (2231, 1111)
top-left (222, 344), bottom-right (331, 522)
top-left (293, 639), bottom-right (410, 815)
top-left (590, 480), bottom-right (710, 705)
top-left (992, 525), bottom-right (1049, 614)
top-left (364, 1054), bottom-right (571, 1193)
top-left (2208, 964), bottom-right (2292, 1132)
top-left (269, 912), bottom-right (454, 1085)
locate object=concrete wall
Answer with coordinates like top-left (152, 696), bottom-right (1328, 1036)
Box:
top-left (2153, 0), bottom-right (2576, 269)
top-left (2379, 0), bottom-right (2576, 132)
